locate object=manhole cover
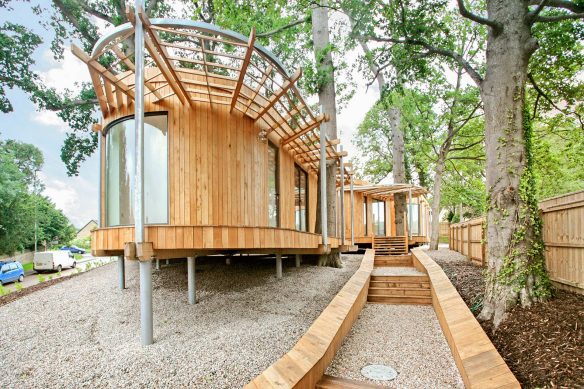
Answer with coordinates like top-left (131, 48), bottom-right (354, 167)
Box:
top-left (361, 364), bottom-right (398, 381)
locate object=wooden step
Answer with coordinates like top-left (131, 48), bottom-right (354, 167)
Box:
top-left (370, 275), bottom-right (429, 282)
top-left (369, 280), bottom-right (430, 289)
top-left (316, 374), bottom-right (387, 389)
top-left (367, 295), bottom-right (432, 304)
top-left (368, 287), bottom-right (431, 297)
top-left (374, 258), bottom-right (413, 267)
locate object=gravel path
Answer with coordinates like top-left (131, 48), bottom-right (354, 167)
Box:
top-left (371, 267), bottom-right (426, 276)
top-left (0, 254), bottom-right (361, 388)
top-left (326, 304), bottom-right (464, 388)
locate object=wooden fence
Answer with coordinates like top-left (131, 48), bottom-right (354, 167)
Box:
top-left (439, 222), bottom-right (450, 240)
top-left (450, 190), bottom-right (584, 294)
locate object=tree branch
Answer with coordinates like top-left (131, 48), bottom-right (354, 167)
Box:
top-left (456, 0), bottom-right (503, 32)
top-left (77, 1), bottom-right (114, 24)
top-left (368, 35), bottom-right (484, 86)
top-left (526, 0), bottom-right (550, 23)
top-left (529, 0), bottom-right (584, 13)
top-left (256, 15), bottom-right (311, 38)
top-left (535, 12), bottom-right (584, 22)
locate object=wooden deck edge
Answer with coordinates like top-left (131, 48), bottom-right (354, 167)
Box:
top-left (411, 248), bottom-right (520, 389)
top-left (245, 249), bottom-right (376, 389)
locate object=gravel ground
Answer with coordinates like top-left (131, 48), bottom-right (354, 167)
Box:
top-left (0, 254), bottom-right (362, 388)
top-left (326, 304), bottom-right (464, 389)
top-left (371, 267), bottom-right (426, 276)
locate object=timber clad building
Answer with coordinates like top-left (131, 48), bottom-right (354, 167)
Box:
top-left (74, 16), bottom-right (429, 264)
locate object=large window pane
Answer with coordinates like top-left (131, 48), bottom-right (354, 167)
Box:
top-left (372, 199), bottom-right (386, 236)
top-left (363, 201), bottom-right (368, 235)
top-left (409, 203), bottom-right (420, 235)
top-left (267, 142), bottom-right (279, 227)
top-left (294, 165), bottom-right (308, 231)
top-left (105, 114), bottom-right (168, 226)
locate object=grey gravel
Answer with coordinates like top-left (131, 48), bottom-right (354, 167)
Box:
top-left (423, 248), bottom-right (469, 264)
top-left (0, 254), bottom-right (362, 388)
top-left (371, 267), bottom-right (426, 276)
top-left (326, 304), bottom-right (464, 389)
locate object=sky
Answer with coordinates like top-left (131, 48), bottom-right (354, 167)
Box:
top-left (1, 1), bottom-right (378, 228)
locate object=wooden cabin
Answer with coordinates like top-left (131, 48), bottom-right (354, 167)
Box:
top-left (340, 182), bottom-right (431, 252)
top-left (73, 17), bottom-right (355, 260)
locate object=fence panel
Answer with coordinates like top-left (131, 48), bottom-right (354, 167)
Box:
top-left (449, 190), bottom-right (584, 294)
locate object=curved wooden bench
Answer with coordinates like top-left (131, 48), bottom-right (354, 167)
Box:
top-left (245, 250), bottom-right (375, 388)
top-left (411, 248), bottom-right (520, 389)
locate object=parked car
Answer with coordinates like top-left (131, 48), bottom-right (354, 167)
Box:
top-left (0, 261), bottom-right (24, 285)
top-left (59, 245), bottom-right (86, 254)
top-left (34, 251), bottom-right (76, 273)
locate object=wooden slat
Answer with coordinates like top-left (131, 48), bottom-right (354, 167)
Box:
top-left (230, 27), bottom-right (256, 112)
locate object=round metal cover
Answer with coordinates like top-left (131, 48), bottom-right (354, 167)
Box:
top-left (361, 364), bottom-right (398, 381)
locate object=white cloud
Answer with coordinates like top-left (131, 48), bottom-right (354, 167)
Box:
top-left (40, 173), bottom-right (98, 228)
top-left (30, 111), bottom-right (67, 131)
top-left (38, 49), bottom-right (90, 93)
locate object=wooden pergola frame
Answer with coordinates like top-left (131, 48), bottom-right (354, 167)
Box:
top-left (348, 183), bottom-right (428, 200)
top-left (72, 10), bottom-right (350, 180)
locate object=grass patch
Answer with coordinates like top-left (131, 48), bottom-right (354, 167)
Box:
top-left (22, 262), bottom-right (34, 272)
top-left (74, 254), bottom-right (83, 260)
top-left (439, 236), bottom-right (449, 244)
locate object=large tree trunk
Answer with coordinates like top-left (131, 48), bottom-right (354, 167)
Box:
top-left (429, 154), bottom-right (445, 250)
top-left (478, 0), bottom-right (551, 326)
top-left (390, 108), bottom-right (407, 235)
top-left (312, 0), bottom-right (341, 267)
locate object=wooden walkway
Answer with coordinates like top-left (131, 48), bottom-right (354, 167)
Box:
top-left (245, 250), bottom-right (375, 388)
top-left (412, 248), bottom-right (520, 388)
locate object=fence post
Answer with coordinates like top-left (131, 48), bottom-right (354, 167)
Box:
top-left (481, 221), bottom-right (486, 266)
top-left (468, 223), bottom-right (472, 262)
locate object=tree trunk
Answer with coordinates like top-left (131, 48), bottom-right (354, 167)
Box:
top-left (312, 0), bottom-right (341, 267)
top-left (478, 0), bottom-right (551, 326)
top-left (429, 154), bottom-right (445, 250)
top-left (389, 108), bottom-right (407, 235)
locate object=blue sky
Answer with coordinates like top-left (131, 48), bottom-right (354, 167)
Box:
top-left (1, 1), bottom-right (378, 229)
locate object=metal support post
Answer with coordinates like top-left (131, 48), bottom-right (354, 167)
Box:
top-left (118, 256), bottom-right (125, 290)
top-left (188, 256), bottom-right (196, 305)
top-left (276, 254), bottom-right (282, 279)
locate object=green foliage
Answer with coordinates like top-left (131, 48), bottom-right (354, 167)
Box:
top-left (70, 235), bottom-right (91, 250)
top-left (0, 138), bottom-right (76, 254)
top-left (14, 282), bottom-right (23, 291)
top-left (37, 274), bottom-right (45, 283)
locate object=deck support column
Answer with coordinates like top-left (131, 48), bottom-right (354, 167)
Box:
top-left (276, 254), bottom-right (282, 279)
top-left (155, 258), bottom-right (160, 270)
top-left (226, 257), bottom-right (231, 265)
top-left (350, 174), bottom-right (355, 245)
top-left (339, 146), bottom-right (346, 245)
top-left (139, 259), bottom-right (153, 345)
top-left (117, 255), bottom-right (125, 290)
top-left (408, 187), bottom-right (412, 240)
top-left (134, 0), bottom-right (151, 346)
top-left (295, 254), bottom-right (301, 268)
top-left (188, 256), bottom-right (196, 305)
top-left (319, 119), bottom-right (328, 246)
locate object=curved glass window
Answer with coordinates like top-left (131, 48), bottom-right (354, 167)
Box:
top-left (105, 114), bottom-right (168, 226)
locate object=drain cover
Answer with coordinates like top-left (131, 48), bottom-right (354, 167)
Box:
top-left (361, 364), bottom-right (398, 381)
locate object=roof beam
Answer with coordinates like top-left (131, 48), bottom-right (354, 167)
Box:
top-left (230, 27), bottom-right (256, 112)
top-left (241, 64), bottom-right (273, 116)
top-left (254, 68), bottom-right (302, 122)
top-left (281, 113), bottom-right (329, 145)
top-left (133, 6), bottom-right (190, 106)
top-left (87, 68), bottom-right (108, 115)
top-left (110, 45), bottom-right (164, 101)
top-left (72, 44), bottom-right (135, 104)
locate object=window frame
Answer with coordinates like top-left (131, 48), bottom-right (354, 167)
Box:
top-left (103, 112), bottom-right (170, 227)
top-left (372, 199), bottom-right (386, 236)
top-left (267, 141), bottom-right (280, 228)
top-left (294, 163), bottom-right (309, 232)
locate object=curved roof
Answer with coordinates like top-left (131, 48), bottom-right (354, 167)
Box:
top-left (72, 10), bottom-right (350, 178)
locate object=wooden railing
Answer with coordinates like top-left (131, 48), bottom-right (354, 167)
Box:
top-left (449, 190), bottom-right (584, 294)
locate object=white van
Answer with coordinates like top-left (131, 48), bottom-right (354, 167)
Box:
top-left (33, 251), bottom-right (76, 273)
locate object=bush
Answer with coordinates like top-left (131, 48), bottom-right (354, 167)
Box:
top-left (70, 236), bottom-right (91, 250)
